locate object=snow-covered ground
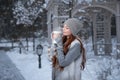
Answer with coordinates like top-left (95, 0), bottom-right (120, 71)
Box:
top-left (1, 37), bottom-right (120, 80)
top-left (5, 38), bottom-right (52, 80)
top-left (6, 47), bottom-right (52, 80)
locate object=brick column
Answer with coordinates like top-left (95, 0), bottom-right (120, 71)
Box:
top-left (53, 5), bottom-right (59, 28)
top-left (116, 2), bottom-right (120, 58)
top-left (92, 13), bottom-right (98, 55)
top-left (104, 13), bottom-right (112, 55)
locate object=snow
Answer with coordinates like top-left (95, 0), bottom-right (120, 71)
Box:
top-left (0, 37), bottom-right (119, 80)
top-left (13, 0), bottom-right (45, 25)
top-left (1, 0), bottom-right (119, 79)
top-left (78, 0), bottom-right (92, 3)
top-left (6, 39), bottom-right (52, 80)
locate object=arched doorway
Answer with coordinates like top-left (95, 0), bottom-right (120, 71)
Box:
top-left (73, 5), bottom-right (116, 55)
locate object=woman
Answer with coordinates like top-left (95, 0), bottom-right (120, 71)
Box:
top-left (51, 18), bottom-right (86, 80)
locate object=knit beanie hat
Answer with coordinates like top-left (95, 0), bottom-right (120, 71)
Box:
top-left (64, 18), bottom-right (83, 36)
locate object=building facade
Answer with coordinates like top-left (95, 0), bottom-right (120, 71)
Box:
top-left (46, 0), bottom-right (120, 55)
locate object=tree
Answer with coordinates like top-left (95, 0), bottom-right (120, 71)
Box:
top-left (0, 0), bottom-right (14, 39)
top-left (13, 0), bottom-right (47, 37)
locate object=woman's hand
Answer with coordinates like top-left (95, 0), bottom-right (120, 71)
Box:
top-left (80, 61), bottom-right (85, 70)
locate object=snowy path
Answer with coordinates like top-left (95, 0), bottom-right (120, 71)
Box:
top-left (6, 46), bottom-right (52, 80)
top-left (0, 51), bottom-right (25, 80)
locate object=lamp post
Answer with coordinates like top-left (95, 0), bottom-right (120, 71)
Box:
top-left (36, 44), bottom-right (43, 68)
top-left (19, 41), bottom-right (23, 54)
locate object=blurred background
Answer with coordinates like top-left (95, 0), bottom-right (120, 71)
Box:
top-left (0, 0), bottom-right (120, 80)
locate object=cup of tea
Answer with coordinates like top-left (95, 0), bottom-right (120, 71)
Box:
top-left (51, 31), bottom-right (62, 40)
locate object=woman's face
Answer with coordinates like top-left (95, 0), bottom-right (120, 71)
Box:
top-left (63, 24), bottom-right (72, 36)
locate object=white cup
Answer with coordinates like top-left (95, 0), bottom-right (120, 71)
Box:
top-left (51, 31), bottom-right (62, 43)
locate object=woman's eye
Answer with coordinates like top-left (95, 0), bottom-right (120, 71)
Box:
top-left (66, 27), bottom-right (69, 29)
top-left (63, 26), bottom-right (69, 30)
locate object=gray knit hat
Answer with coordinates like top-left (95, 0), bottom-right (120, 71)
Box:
top-left (64, 18), bottom-right (83, 36)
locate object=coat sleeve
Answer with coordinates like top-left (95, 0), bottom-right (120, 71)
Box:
top-left (56, 42), bottom-right (81, 67)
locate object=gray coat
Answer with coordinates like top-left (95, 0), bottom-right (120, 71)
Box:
top-left (52, 39), bottom-right (82, 80)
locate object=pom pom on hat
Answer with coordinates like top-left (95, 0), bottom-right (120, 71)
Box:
top-left (64, 18), bottom-right (83, 36)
